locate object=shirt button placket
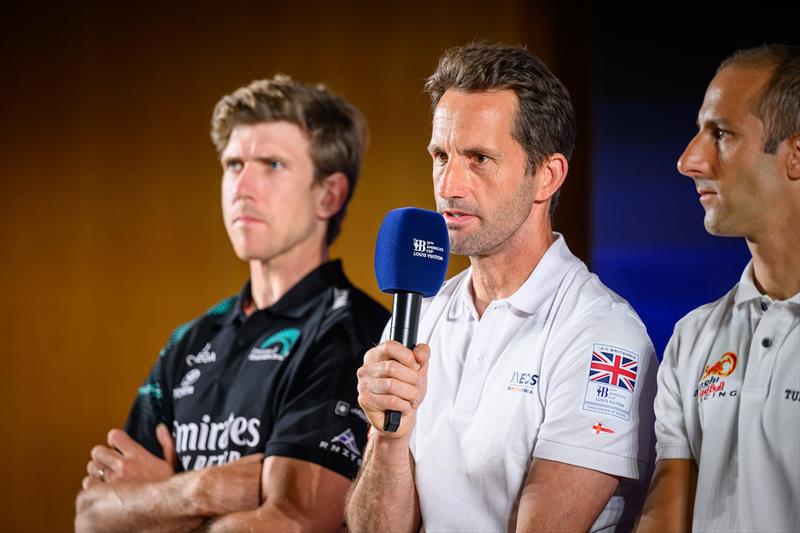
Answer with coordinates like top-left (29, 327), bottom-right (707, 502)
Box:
top-left (455, 308), bottom-right (494, 417)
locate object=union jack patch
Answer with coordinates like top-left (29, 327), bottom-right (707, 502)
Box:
top-left (589, 350), bottom-right (638, 392)
top-left (582, 343), bottom-right (639, 421)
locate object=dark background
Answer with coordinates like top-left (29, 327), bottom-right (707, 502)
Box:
top-left (0, 2), bottom-right (795, 530)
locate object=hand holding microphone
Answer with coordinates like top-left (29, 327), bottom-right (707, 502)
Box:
top-left (357, 208), bottom-right (449, 437)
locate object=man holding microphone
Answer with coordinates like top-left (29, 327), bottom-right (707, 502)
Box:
top-left (347, 42), bottom-right (658, 532)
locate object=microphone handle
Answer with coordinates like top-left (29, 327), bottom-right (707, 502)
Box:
top-left (384, 291), bottom-right (423, 432)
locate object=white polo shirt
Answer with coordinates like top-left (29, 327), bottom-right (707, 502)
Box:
top-left (400, 234), bottom-right (657, 532)
top-left (654, 262), bottom-right (800, 533)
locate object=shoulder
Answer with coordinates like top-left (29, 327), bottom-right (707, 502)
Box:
top-left (557, 269), bottom-right (651, 345)
top-left (315, 278), bottom-right (389, 348)
top-left (660, 285), bottom-right (738, 373)
top-left (159, 295), bottom-right (237, 358)
top-left (671, 286), bottom-right (738, 340)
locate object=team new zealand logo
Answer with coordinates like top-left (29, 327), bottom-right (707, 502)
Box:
top-left (247, 328), bottom-right (301, 362)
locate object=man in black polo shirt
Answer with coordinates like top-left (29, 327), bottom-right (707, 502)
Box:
top-left (75, 75), bottom-right (388, 531)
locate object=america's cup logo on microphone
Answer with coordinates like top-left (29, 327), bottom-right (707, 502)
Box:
top-left (375, 207), bottom-right (450, 432)
top-left (411, 236), bottom-right (445, 261)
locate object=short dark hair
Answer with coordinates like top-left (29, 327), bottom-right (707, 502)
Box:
top-left (425, 42), bottom-right (576, 215)
top-left (719, 44), bottom-right (800, 154)
top-left (211, 74), bottom-right (366, 245)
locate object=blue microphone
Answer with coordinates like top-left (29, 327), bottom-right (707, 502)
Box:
top-left (374, 207), bottom-right (449, 432)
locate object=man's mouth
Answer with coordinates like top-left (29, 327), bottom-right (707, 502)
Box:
top-left (441, 210), bottom-right (478, 225)
top-left (233, 214), bottom-right (266, 225)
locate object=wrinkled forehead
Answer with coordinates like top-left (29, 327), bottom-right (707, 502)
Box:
top-left (430, 89), bottom-right (518, 143)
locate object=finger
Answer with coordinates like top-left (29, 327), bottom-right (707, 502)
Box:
top-left (412, 343), bottom-right (430, 367)
top-left (87, 460), bottom-right (110, 483)
top-left (90, 445), bottom-right (123, 472)
top-left (360, 376), bottom-right (420, 403)
top-left (364, 359), bottom-right (419, 385)
top-left (107, 428), bottom-right (140, 455)
top-left (156, 424), bottom-right (177, 467)
top-left (358, 390), bottom-right (414, 414)
top-left (364, 340), bottom-right (418, 370)
top-left (82, 475), bottom-right (98, 490)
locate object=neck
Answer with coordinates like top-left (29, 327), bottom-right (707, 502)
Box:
top-left (469, 210), bottom-right (554, 318)
top-left (747, 224), bottom-right (800, 300)
top-left (248, 240), bottom-right (328, 312)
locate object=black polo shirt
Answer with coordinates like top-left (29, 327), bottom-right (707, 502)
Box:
top-left (125, 260), bottom-right (389, 479)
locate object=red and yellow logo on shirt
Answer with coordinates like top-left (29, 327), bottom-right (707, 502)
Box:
top-left (701, 352), bottom-right (737, 381)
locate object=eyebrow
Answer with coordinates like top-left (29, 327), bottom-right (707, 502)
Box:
top-left (698, 117), bottom-right (733, 130)
top-left (426, 144), bottom-right (502, 159)
top-left (427, 143), bottom-right (442, 155)
top-left (463, 147), bottom-right (502, 159)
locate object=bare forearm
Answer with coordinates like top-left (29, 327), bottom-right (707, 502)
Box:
top-left (75, 476), bottom-right (205, 533)
top-left (515, 459), bottom-right (619, 533)
top-left (346, 436), bottom-right (419, 533)
top-left (76, 457), bottom-right (262, 533)
top-left (208, 502), bottom-right (309, 533)
top-left (636, 459), bottom-right (696, 533)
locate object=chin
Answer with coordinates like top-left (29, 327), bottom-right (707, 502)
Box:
top-left (231, 244), bottom-right (271, 263)
top-left (703, 217), bottom-right (740, 238)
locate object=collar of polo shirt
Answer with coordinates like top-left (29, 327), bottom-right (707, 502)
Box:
top-left (447, 233), bottom-right (582, 320)
top-left (734, 261), bottom-right (800, 307)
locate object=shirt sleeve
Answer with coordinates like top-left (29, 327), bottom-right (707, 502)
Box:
top-left (653, 327), bottom-right (694, 461)
top-left (123, 322), bottom-right (189, 458)
top-left (532, 304), bottom-right (658, 480)
top-left (263, 320), bottom-right (370, 480)
top-left (124, 353), bottom-right (168, 458)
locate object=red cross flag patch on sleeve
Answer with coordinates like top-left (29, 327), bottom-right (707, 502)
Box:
top-left (582, 343), bottom-right (638, 421)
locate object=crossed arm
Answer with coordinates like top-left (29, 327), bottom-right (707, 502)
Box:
top-left (75, 426), bottom-right (351, 532)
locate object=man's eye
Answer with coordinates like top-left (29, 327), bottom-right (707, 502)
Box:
top-left (433, 151), bottom-right (448, 163)
top-left (267, 160), bottom-right (284, 170)
top-left (225, 161), bottom-right (243, 172)
top-left (473, 154), bottom-right (489, 164)
top-left (714, 128), bottom-right (729, 140)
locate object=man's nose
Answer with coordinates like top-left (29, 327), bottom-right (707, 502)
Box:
top-left (677, 132), bottom-right (711, 179)
top-left (435, 158), bottom-right (468, 199)
top-left (233, 162), bottom-right (258, 199)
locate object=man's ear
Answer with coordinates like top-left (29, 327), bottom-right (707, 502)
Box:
top-left (534, 153), bottom-right (569, 203)
top-left (785, 133), bottom-right (800, 180)
top-left (316, 172), bottom-right (350, 219)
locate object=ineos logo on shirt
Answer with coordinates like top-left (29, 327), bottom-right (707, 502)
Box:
top-left (507, 371), bottom-right (539, 394)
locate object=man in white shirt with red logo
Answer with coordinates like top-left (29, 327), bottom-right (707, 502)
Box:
top-left (637, 45), bottom-right (800, 533)
top-left (346, 42), bottom-right (658, 533)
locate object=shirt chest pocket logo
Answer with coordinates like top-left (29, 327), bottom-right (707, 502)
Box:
top-left (696, 351), bottom-right (739, 402)
top-left (247, 328), bottom-right (301, 362)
